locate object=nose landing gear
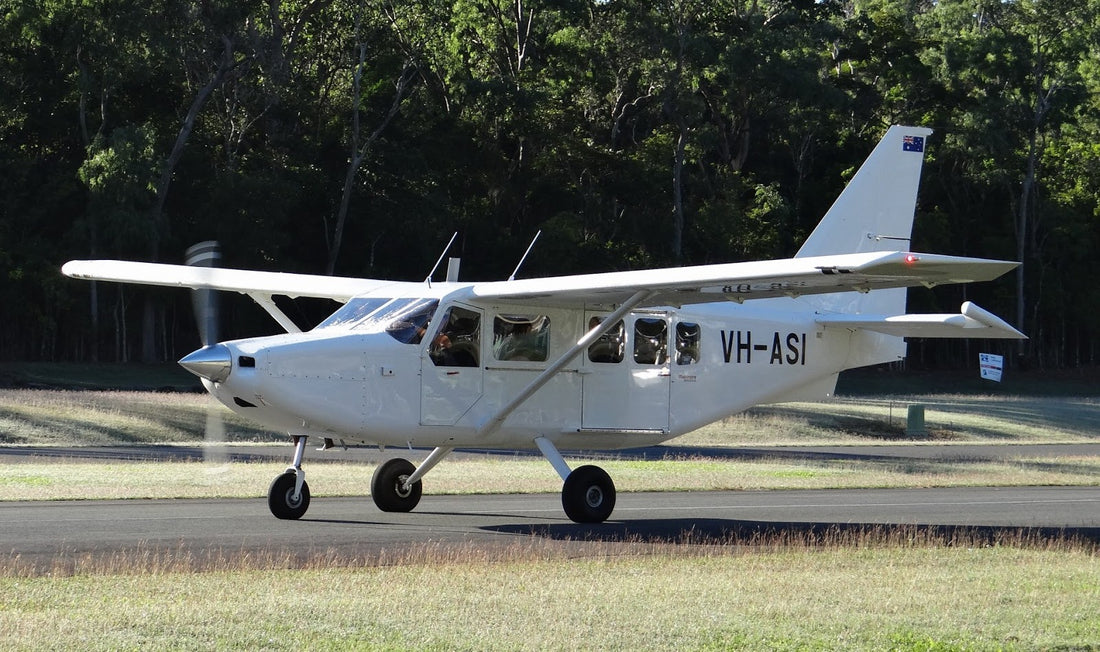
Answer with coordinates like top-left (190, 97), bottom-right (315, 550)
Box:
top-left (267, 435), bottom-right (310, 520)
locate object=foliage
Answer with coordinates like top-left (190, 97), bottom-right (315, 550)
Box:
top-left (1, 0), bottom-right (1099, 366)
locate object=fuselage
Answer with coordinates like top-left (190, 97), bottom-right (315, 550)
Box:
top-left (203, 286), bottom-right (901, 450)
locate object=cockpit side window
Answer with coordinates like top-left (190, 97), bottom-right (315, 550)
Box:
top-left (429, 306), bottom-right (481, 366)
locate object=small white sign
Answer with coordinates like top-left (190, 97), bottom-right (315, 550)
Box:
top-left (979, 353), bottom-right (1004, 382)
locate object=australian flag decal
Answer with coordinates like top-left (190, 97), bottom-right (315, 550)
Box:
top-left (902, 135), bottom-right (924, 152)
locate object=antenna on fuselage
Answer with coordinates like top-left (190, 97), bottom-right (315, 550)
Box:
top-left (424, 231), bottom-right (458, 286)
top-left (508, 230), bottom-right (541, 281)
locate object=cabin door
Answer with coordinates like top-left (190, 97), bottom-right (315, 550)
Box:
top-left (580, 313), bottom-right (670, 432)
top-left (421, 304), bottom-right (484, 425)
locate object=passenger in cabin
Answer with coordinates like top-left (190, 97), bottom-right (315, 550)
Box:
top-left (587, 316), bottom-right (624, 363)
top-left (676, 323), bottom-right (700, 365)
top-left (430, 308), bottom-right (479, 367)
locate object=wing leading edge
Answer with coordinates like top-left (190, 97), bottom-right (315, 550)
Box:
top-left (465, 251), bottom-right (1019, 309)
top-left (61, 260), bottom-right (410, 302)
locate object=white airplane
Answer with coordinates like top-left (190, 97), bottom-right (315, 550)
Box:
top-left (63, 126), bottom-right (1024, 523)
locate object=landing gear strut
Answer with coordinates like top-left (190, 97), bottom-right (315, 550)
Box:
top-left (535, 436), bottom-right (617, 523)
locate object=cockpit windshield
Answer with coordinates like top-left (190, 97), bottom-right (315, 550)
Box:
top-left (315, 297), bottom-right (439, 344)
top-left (382, 298), bottom-right (438, 344)
top-left (315, 298), bottom-right (393, 330)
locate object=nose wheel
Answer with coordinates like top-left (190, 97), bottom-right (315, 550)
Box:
top-left (268, 435), bottom-right (311, 520)
top-left (268, 471), bottom-right (310, 519)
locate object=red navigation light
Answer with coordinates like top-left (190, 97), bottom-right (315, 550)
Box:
top-left (904, 254), bottom-right (919, 265)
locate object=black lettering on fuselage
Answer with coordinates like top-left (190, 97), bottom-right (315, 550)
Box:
top-left (722, 330), bottom-right (808, 365)
top-left (721, 330), bottom-right (754, 364)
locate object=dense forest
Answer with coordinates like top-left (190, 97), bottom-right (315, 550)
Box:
top-left (2, 0), bottom-right (1098, 369)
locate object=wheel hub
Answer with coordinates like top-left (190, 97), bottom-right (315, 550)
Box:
top-left (284, 488), bottom-right (304, 508)
top-left (395, 474), bottom-right (413, 498)
top-left (584, 485), bottom-right (604, 508)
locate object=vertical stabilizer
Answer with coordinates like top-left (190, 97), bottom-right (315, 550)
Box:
top-left (796, 125), bottom-right (932, 318)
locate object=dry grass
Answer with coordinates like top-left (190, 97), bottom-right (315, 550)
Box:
top-left (0, 529), bottom-right (1097, 650)
top-left (0, 389), bottom-right (273, 445)
top-left (2, 453), bottom-right (1098, 502)
top-left (678, 394), bottom-right (1100, 446)
top-left (2, 389), bottom-right (1098, 649)
top-left (4, 389), bottom-right (1100, 448)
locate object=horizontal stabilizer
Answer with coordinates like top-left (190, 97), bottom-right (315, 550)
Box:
top-left (816, 301), bottom-right (1026, 339)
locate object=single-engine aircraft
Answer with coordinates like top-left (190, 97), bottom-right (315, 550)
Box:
top-left (63, 126), bottom-right (1025, 523)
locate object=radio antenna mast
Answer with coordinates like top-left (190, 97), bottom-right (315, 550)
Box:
top-left (424, 232), bottom-right (458, 285)
top-left (508, 230), bottom-right (541, 281)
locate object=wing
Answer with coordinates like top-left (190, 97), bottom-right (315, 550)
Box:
top-left (61, 260), bottom-right (412, 302)
top-left (466, 251), bottom-right (1019, 309)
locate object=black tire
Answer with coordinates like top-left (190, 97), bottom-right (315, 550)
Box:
top-left (268, 472), bottom-right (310, 520)
top-left (371, 458), bottom-right (423, 512)
top-left (562, 464), bottom-right (616, 523)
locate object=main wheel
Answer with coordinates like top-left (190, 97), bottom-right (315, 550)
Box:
top-left (268, 472), bottom-right (310, 520)
top-left (371, 458), bottom-right (422, 512)
top-left (562, 464), bottom-right (616, 523)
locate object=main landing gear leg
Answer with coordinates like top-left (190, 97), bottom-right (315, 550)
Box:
top-left (268, 435), bottom-right (311, 520)
top-left (535, 436), bottom-right (616, 524)
top-left (371, 446), bottom-right (453, 513)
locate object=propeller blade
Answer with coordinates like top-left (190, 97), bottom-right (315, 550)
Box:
top-left (184, 241), bottom-right (229, 471)
top-left (185, 241), bottom-right (222, 347)
top-left (203, 393), bottom-right (229, 473)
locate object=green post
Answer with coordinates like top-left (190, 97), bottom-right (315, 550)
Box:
top-left (906, 404), bottom-right (926, 436)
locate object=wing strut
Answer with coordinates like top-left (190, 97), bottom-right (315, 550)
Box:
top-left (475, 289), bottom-right (654, 439)
top-left (248, 293), bottom-right (303, 334)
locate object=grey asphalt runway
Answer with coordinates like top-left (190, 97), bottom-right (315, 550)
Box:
top-left (2, 443), bottom-right (1098, 571)
top-left (3, 486), bottom-right (1098, 571)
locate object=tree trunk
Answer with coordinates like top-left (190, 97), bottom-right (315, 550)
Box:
top-left (142, 36), bottom-right (237, 362)
top-left (672, 123), bottom-right (687, 264)
top-left (325, 55), bottom-right (415, 275)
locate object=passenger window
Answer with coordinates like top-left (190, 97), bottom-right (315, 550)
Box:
top-left (676, 322), bottom-right (700, 365)
top-left (493, 315), bottom-right (550, 362)
top-left (633, 318), bottom-right (668, 365)
top-left (429, 306), bottom-right (480, 367)
top-left (587, 317), bottom-right (624, 363)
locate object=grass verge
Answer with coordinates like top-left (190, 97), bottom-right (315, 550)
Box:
top-left (1, 531), bottom-right (1097, 650)
top-left (2, 454), bottom-right (1099, 502)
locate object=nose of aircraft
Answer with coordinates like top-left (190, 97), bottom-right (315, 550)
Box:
top-left (179, 344), bottom-right (232, 383)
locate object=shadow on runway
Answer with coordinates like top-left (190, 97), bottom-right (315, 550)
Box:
top-left (483, 519), bottom-right (1100, 548)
